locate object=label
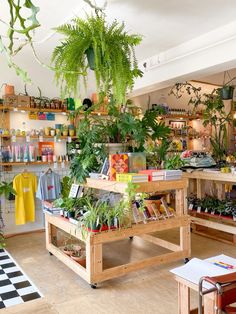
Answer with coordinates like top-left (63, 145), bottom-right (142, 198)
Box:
top-left (189, 204), bottom-right (194, 211)
top-left (23, 187), bottom-right (30, 193)
top-left (12, 135), bottom-right (16, 143)
top-left (26, 135), bottom-right (30, 143)
top-left (67, 136), bottom-right (72, 143)
top-left (39, 136), bottom-right (43, 142)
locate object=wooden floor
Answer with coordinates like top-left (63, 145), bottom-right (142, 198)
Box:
top-left (3, 230), bottom-right (236, 314)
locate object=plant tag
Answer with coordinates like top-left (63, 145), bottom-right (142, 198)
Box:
top-left (197, 206), bottom-right (201, 213)
top-left (39, 135), bottom-right (43, 142)
top-left (211, 210), bottom-right (215, 215)
top-left (26, 135), bottom-right (30, 142)
top-left (205, 208), bottom-right (208, 213)
top-left (189, 204), bottom-right (193, 211)
top-left (68, 136), bottom-right (72, 143)
top-left (12, 135), bottom-right (16, 143)
top-left (233, 216), bottom-right (236, 222)
top-left (96, 216), bottom-right (99, 227)
top-left (114, 217), bottom-right (118, 228)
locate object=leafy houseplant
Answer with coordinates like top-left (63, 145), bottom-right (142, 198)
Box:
top-left (165, 154), bottom-right (185, 170)
top-left (51, 13), bottom-right (143, 103)
top-left (170, 82), bottom-right (232, 163)
top-left (0, 181), bottom-right (17, 248)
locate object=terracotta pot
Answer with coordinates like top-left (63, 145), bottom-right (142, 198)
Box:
top-left (71, 255), bottom-right (86, 267)
top-left (5, 85), bottom-right (15, 95)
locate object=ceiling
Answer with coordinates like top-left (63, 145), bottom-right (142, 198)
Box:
top-left (2, 0), bottom-right (236, 61)
top-left (2, 0), bottom-right (236, 96)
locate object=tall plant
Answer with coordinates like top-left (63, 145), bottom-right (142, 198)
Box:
top-left (51, 13), bottom-right (143, 103)
top-left (170, 82), bottom-right (232, 162)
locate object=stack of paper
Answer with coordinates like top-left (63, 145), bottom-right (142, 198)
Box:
top-left (116, 173), bottom-right (149, 183)
top-left (164, 170), bottom-right (182, 180)
top-left (139, 170), bottom-right (165, 181)
top-left (170, 254), bottom-right (236, 289)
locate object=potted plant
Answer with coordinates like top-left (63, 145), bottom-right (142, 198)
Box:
top-left (62, 125), bottom-right (68, 136)
top-left (71, 250), bottom-right (86, 267)
top-left (170, 82), bottom-right (232, 164)
top-left (219, 85), bottom-right (235, 100)
top-left (51, 12), bottom-right (143, 104)
top-left (164, 154), bottom-right (185, 170)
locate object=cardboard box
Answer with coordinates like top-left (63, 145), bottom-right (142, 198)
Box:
top-left (2, 95), bottom-right (18, 107)
top-left (17, 95), bottom-right (30, 107)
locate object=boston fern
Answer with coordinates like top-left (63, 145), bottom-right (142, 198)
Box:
top-left (51, 13), bottom-right (143, 103)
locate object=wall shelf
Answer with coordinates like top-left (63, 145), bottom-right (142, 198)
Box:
top-left (0, 105), bottom-right (108, 116)
top-left (0, 134), bottom-right (77, 140)
top-left (0, 161), bottom-right (69, 166)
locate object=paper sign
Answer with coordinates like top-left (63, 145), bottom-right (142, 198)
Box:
top-left (69, 184), bottom-right (79, 198)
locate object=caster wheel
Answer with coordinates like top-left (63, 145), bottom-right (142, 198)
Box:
top-left (49, 252), bottom-right (53, 256)
top-left (184, 258), bottom-right (190, 264)
top-left (90, 284), bottom-right (97, 289)
top-left (129, 237), bottom-right (133, 240)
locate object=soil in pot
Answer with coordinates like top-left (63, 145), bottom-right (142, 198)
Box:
top-left (63, 247), bottom-right (74, 256)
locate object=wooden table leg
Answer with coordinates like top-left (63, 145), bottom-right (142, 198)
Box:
top-left (203, 292), bottom-right (216, 314)
top-left (178, 282), bottom-right (190, 314)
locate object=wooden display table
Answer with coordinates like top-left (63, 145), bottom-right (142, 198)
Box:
top-left (183, 171), bottom-right (236, 244)
top-left (45, 178), bottom-right (190, 287)
top-left (175, 275), bottom-right (216, 314)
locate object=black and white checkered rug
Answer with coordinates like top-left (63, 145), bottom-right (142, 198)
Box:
top-left (0, 249), bottom-right (42, 309)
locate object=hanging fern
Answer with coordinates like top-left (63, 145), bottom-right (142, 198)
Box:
top-left (51, 13), bottom-right (143, 104)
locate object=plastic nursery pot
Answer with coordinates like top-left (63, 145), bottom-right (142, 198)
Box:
top-left (220, 86), bottom-right (235, 100)
top-left (85, 47), bottom-right (95, 70)
top-left (67, 211), bottom-right (75, 219)
top-left (87, 223), bottom-right (101, 233)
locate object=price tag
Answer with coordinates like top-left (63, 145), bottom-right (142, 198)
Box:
top-left (26, 135), bottom-right (30, 143)
top-left (67, 136), bottom-right (72, 143)
top-left (197, 206), bottom-right (201, 213)
top-left (189, 204), bottom-right (193, 211)
top-left (39, 136), bottom-right (43, 142)
top-left (12, 135), bottom-right (16, 143)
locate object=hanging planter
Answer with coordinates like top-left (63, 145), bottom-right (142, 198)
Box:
top-left (85, 47), bottom-right (95, 71)
top-left (51, 13), bottom-right (143, 104)
top-left (220, 86), bottom-right (235, 100)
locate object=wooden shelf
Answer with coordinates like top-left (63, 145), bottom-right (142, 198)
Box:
top-left (0, 161), bottom-right (69, 166)
top-left (0, 105), bottom-right (108, 116)
top-left (85, 178), bottom-right (188, 194)
top-left (0, 134), bottom-right (77, 140)
top-left (162, 114), bottom-right (203, 120)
